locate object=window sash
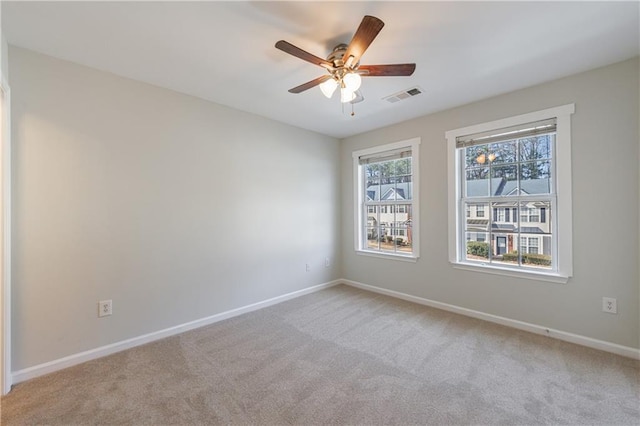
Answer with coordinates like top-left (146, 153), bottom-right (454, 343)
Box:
top-left (354, 138), bottom-right (420, 260)
top-left (458, 196), bottom-right (556, 270)
top-left (362, 196), bottom-right (415, 253)
top-left (459, 130), bottom-right (557, 271)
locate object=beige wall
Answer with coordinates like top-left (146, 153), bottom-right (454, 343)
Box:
top-left (9, 47), bottom-right (341, 370)
top-left (0, 4), bottom-right (6, 79)
top-left (8, 44), bottom-right (640, 373)
top-left (341, 57), bottom-right (640, 349)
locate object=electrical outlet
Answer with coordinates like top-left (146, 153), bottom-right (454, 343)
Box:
top-left (325, 257), bottom-right (330, 267)
top-left (602, 297), bottom-right (617, 314)
top-left (305, 263), bottom-right (311, 272)
top-left (98, 300), bottom-right (112, 317)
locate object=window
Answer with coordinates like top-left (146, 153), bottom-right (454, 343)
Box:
top-left (446, 105), bottom-right (574, 282)
top-left (353, 138), bottom-right (420, 260)
top-left (520, 237), bottom-right (540, 254)
top-left (520, 207), bottom-right (541, 223)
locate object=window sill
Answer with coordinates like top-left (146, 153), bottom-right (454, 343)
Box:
top-left (451, 261), bottom-right (569, 284)
top-left (356, 250), bottom-right (418, 263)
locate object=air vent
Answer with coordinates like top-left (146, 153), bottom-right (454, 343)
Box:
top-left (383, 86), bottom-right (423, 104)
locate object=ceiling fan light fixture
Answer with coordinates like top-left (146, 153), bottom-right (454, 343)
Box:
top-left (340, 87), bottom-right (356, 103)
top-left (319, 78), bottom-right (338, 98)
top-left (343, 72), bottom-right (362, 92)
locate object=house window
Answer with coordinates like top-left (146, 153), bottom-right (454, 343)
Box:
top-left (520, 236), bottom-right (540, 254)
top-left (353, 138), bottom-right (420, 260)
top-left (520, 207), bottom-right (541, 223)
top-left (446, 105), bottom-right (574, 282)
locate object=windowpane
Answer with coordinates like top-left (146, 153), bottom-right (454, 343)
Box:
top-left (465, 168), bottom-right (490, 197)
top-left (465, 202), bottom-right (489, 233)
top-left (520, 135), bottom-right (553, 161)
top-left (487, 140), bottom-right (517, 165)
top-left (381, 162), bottom-right (393, 180)
top-left (518, 200), bottom-right (552, 270)
top-left (491, 164), bottom-right (518, 196)
top-left (386, 177), bottom-right (400, 200)
top-left (365, 163), bottom-right (381, 179)
top-left (394, 204), bottom-right (412, 228)
top-left (366, 205), bottom-right (380, 228)
top-left (519, 160), bottom-right (551, 194)
top-left (395, 158), bottom-right (411, 175)
top-left (465, 145), bottom-right (489, 168)
top-left (366, 178), bottom-right (380, 201)
top-left (400, 176), bottom-right (413, 201)
top-left (395, 224), bottom-right (413, 253)
top-left (366, 227), bottom-right (380, 250)
top-left (490, 232), bottom-right (518, 267)
top-left (397, 224), bottom-right (413, 253)
top-left (465, 232), bottom-right (489, 261)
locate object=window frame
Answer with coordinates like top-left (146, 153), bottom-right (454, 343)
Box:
top-left (446, 105), bottom-right (574, 283)
top-left (353, 138), bottom-right (421, 262)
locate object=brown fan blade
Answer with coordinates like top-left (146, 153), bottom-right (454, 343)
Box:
top-left (358, 64), bottom-right (416, 77)
top-left (343, 16), bottom-right (385, 66)
top-left (288, 75), bottom-right (332, 94)
top-left (275, 40), bottom-right (333, 70)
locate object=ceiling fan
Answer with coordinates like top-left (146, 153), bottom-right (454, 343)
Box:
top-left (275, 15), bottom-right (416, 104)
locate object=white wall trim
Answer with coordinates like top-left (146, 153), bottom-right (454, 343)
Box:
top-left (11, 280), bottom-right (341, 385)
top-left (445, 104), bottom-right (575, 280)
top-left (11, 276), bottom-right (639, 386)
top-left (1, 74), bottom-right (11, 395)
top-left (342, 279), bottom-right (640, 360)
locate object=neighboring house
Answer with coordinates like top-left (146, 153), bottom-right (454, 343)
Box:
top-left (465, 177), bottom-right (551, 257)
top-left (365, 182), bottom-right (413, 245)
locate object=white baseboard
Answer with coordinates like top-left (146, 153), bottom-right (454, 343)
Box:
top-left (11, 277), bottom-right (639, 386)
top-left (11, 280), bottom-right (341, 385)
top-left (342, 279), bottom-right (640, 360)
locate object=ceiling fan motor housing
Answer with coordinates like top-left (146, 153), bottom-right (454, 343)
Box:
top-left (327, 44), bottom-right (350, 67)
top-left (327, 44), bottom-right (361, 83)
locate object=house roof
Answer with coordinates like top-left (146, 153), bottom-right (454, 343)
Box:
top-left (366, 182), bottom-right (412, 202)
top-left (466, 177), bottom-right (550, 197)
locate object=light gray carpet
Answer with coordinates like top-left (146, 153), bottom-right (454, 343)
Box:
top-left (2, 284), bottom-right (639, 425)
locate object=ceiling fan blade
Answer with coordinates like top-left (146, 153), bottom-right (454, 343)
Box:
top-left (288, 75), bottom-right (332, 94)
top-left (275, 40), bottom-right (333, 69)
top-left (358, 64), bottom-right (416, 77)
top-left (343, 16), bottom-right (385, 66)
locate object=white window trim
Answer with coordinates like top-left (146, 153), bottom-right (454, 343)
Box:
top-left (445, 104), bottom-right (574, 283)
top-left (353, 138), bottom-right (421, 261)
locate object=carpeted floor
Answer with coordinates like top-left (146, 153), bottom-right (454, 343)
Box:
top-left (1, 284), bottom-right (639, 425)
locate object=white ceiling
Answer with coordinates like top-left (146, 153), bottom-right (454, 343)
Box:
top-left (3, 1), bottom-right (639, 139)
